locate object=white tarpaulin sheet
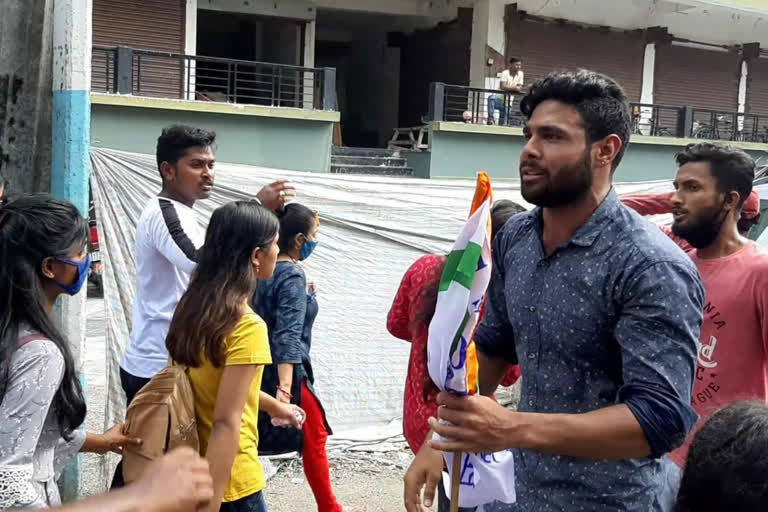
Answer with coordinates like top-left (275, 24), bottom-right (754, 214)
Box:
top-left (89, 147), bottom-right (673, 483)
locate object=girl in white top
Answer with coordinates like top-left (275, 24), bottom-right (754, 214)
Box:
top-left (0, 194), bottom-right (139, 510)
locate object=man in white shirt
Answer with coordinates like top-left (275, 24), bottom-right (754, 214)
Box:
top-left (487, 57), bottom-right (524, 126)
top-left (113, 125), bottom-right (295, 487)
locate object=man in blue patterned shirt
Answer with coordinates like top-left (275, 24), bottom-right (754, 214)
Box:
top-left (403, 70), bottom-right (704, 512)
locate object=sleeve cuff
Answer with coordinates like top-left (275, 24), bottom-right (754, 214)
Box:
top-left (475, 327), bottom-right (517, 365)
top-left (54, 428), bottom-right (87, 479)
top-left (226, 356), bottom-right (273, 366)
top-left (621, 384), bottom-right (698, 458)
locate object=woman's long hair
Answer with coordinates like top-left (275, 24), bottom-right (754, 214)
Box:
top-left (166, 201), bottom-right (279, 368)
top-left (0, 194), bottom-right (88, 439)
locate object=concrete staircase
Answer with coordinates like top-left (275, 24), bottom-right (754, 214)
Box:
top-left (331, 146), bottom-right (413, 176)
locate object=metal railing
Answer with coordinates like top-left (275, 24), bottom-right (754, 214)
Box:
top-left (429, 82), bottom-right (768, 144)
top-left (429, 83), bottom-right (525, 126)
top-left (92, 46), bottom-right (338, 111)
top-left (688, 108), bottom-right (768, 143)
top-left (629, 103), bottom-right (683, 137)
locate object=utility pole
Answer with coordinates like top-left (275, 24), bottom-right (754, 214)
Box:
top-left (51, 0), bottom-right (92, 502)
top-left (0, 0), bottom-right (54, 193)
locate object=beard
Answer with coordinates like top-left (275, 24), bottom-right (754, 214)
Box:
top-left (671, 201), bottom-right (727, 249)
top-left (520, 150), bottom-right (593, 208)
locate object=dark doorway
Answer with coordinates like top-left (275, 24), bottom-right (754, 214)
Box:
top-left (195, 10), bottom-right (304, 105)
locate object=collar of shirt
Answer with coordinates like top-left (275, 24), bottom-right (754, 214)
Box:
top-left (526, 187), bottom-right (620, 252)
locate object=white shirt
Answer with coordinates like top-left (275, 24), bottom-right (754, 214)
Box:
top-left (121, 197), bottom-right (204, 378)
top-left (491, 70), bottom-right (524, 98)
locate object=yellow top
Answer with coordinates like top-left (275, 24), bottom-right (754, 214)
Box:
top-left (188, 310), bottom-right (272, 502)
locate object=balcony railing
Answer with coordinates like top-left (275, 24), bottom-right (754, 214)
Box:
top-left (429, 82), bottom-right (768, 143)
top-left (429, 83), bottom-right (525, 126)
top-left (92, 46), bottom-right (338, 111)
top-left (688, 108), bottom-right (768, 143)
top-left (629, 103), bottom-right (683, 137)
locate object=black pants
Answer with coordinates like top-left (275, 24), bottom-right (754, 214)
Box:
top-left (110, 367), bottom-right (151, 489)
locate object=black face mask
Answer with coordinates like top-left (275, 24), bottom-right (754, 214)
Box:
top-left (671, 198), bottom-right (728, 249)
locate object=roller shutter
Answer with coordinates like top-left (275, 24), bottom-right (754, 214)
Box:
top-left (92, 0), bottom-right (185, 98)
top-left (506, 18), bottom-right (644, 102)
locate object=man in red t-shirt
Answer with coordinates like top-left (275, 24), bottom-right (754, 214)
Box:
top-left (622, 187), bottom-right (761, 253)
top-left (622, 143), bottom-right (768, 476)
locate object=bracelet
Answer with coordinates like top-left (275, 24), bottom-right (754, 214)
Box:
top-left (277, 386), bottom-right (293, 399)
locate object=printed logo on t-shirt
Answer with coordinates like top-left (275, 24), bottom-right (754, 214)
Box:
top-left (693, 301), bottom-right (726, 406)
top-left (698, 335), bottom-right (718, 369)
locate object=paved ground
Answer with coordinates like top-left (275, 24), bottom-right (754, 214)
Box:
top-left (80, 296), bottom-right (520, 511)
top-left (265, 453), bottom-right (411, 512)
top-left (81, 295), bottom-right (110, 498)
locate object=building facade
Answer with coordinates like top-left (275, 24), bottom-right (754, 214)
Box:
top-left (88, 0), bottom-right (768, 178)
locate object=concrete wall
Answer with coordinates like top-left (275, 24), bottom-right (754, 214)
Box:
top-left (90, 95), bottom-right (336, 172)
top-left (403, 149), bottom-right (431, 178)
top-left (428, 122), bottom-right (768, 181)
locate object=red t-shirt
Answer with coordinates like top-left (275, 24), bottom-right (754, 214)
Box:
top-left (387, 254), bottom-right (521, 453)
top-left (669, 242), bottom-right (768, 466)
top-left (622, 192), bottom-right (768, 465)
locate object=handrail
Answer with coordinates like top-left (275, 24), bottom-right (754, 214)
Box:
top-left (91, 45), bottom-right (338, 111)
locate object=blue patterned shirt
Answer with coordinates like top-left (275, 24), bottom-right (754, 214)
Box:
top-left (475, 189), bottom-right (704, 512)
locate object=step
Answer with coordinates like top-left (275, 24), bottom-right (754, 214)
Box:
top-left (331, 155), bottom-right (407, 167)
top-left (331, 146), bottom-right (402, 158)
top-left (330, 164), bottom-right (414, 176)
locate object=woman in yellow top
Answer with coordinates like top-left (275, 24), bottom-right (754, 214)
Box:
top-left (166, 200), bottom-right (303, 512)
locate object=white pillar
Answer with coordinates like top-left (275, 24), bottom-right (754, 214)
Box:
top-left (304, 20), bottom-right (316, 68)
top-left (51, 0), bottom-right (92, 501)
top-left (639, 42), bottom-right (656, 136)
top-left (184, 0), bottom-right (197, 100)
top-left (737, 59), bottom-right (748, 132)
top-left (469, 0), bottom-right (491, 89)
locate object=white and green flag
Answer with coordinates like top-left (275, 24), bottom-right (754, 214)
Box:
top-left (427, 172), bottom-right (516, 507)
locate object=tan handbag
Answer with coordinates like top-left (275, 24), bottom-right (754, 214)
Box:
top-left (121, 362), bottom-right (199, 483)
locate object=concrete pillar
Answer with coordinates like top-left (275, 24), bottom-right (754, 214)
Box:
top-left (184, 0), bottom-right (197, 100)
top-left (469, 0), bottom-right (490, 89)
top-left (51, 0), bottom-right (92, 501)
top-left (0, 0), bottom-right (54, 193)
top-left (737, 60), bottom-right (748, 131)
top-left (304, 20), bottom-right (316, 68)
top-left (639, 42), bottom-right (656, 135)
top-left (469, 0), bottom-right (507, 89)
top-left (469, 0), bottom-right (505, 124)
top-left (741, 42), bottom-right (761, 135)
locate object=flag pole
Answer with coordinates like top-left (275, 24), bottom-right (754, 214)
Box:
top-left (450, 453), bottom-right (462, 512)
top-left (442, 172), bottom-right (491, 512)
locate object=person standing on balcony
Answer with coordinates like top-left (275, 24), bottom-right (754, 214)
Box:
top-left (113, 125), bottom-right (297, 488)
top-left (487, 58), bottom-right (524, 126)
top-left (624, 143), bottom-right (768, 497)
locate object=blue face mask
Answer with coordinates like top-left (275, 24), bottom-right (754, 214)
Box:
top-left (299, 239), bottom-right (318, 261)
top-left (54, 254), bottom-right (91, 296)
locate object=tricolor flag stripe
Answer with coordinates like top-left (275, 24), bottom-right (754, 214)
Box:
top-left (439, 242), bottom-right (483, 292)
